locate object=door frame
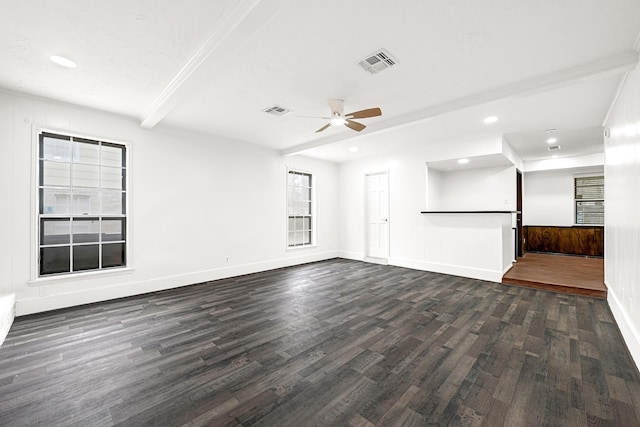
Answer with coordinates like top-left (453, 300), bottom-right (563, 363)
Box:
top-left (364, 170), bottom-right (390, 264)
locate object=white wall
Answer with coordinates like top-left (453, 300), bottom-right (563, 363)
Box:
top-left (523, 169), bottom-right (576, 226)
top-left (523, 166), bottom-right (604, 226)
top-left (430, 165), bottom-right (516, 211)
top-left (604, 63), bottom-right (640, 370)
top-left (426, 168), bottom-right (442, 210)
top-left (0, 91), bottom-right (15, 343)
top-left (0, 295), bottom-right (14, 346)
top-left (0, 90), bottom-right (339, 318)
top-left (338, 141), bottom-right (516, 282)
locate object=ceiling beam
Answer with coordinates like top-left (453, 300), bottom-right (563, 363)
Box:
top-left (280, 51), bottom-right (639, 157)
top-left (140, 0), bottom-right (289, 129)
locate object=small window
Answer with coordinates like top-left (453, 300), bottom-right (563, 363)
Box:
top-left (575, 176), bottom-right (604, 225)
top-left (38, 131), bottom-right (127, 276)
top-left (287, 170), bottom-right (314, 247)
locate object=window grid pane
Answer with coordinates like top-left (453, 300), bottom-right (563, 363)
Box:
top-left (42, 161), bottom-right (71, 187)
top-left (575, 176), bottom-right (604, 200)
top-left (576, 201), bottom-right (604, 225)
top-left (287, 171), bottom-right (313, 247)
top-left (73, 244), bottom-right (100, 272)
top-left (41, 219), bottom-right (71, 245)
top-left (72, 139), bottom-right (100, 165)
top-left (574, 176), bottom-right (604, 225)
top-left (38, 132), bottom-right (127, 276)
top-left (40, 246), bottom-right (71, 275)
top-left (73, 219), bottom-right (100, 243)
top-left (103, 243), bottom-right (126, 268)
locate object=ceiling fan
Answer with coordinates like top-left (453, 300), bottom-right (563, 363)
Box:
top-left (312, 99), bottom-right (382, 133)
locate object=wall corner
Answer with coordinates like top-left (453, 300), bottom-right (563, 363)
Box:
top-left (0, 293), bottom-right (16, 347)
top-left (607, 285), bottom-right (640, 372)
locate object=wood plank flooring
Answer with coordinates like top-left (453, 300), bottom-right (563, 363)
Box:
top-left (503, 253), bottom-right (606, 298)
top-left (1, 259), bottom-right (638, 426)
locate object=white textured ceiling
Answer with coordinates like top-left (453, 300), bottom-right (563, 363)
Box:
top-left (1, 0), bottom-right (639, 163)
top-left (0, 0), bottom-right (239, 117)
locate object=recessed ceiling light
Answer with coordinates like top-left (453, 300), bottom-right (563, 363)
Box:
top-left (552, 155), bottom-right (559, 158)
top-left (458, 158), bottom-right (470, 164)
top-left (483, 116), bottom-right (498, 124)
top-left (50, 55), bottom-right (76, 68)
top-left (349, 146), bottom-right (359, 152)
top-left (547, 137), bottom-right (557, 144)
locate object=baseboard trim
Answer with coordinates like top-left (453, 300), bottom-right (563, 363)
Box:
top-left (606, 283), bottom-right (640, 371)
top-left (0, 293), bottom-right (16, 347)
top-left (364, 256), bottom-right (388, 265)
top-left (336, 251), bottom-right (365, 261)
top-left (388, 257), bottom-right (503, 283)
top-left (16, 251), bottom-right (339, 316)
top-left (503, 263), bottom-right (514, 275)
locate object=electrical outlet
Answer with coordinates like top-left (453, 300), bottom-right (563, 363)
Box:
top-left (225, 257), bottom-right (229, 263)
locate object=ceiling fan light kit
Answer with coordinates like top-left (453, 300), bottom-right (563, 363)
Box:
top-left (330, 116), bottom-right (347, 126)
top-left (314, 99), bottom-right (382, 133)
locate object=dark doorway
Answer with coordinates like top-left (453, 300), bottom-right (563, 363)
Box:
top-left (516, 170), bottom-right (523, 257)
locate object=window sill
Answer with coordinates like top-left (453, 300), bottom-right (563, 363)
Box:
top-left (286, 244), bottom-right (317, 251)
top-left (28, 267), bottom-right (134, 286)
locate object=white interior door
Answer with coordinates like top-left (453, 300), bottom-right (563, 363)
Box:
top-left (366, 172), bottom-right (389, 260)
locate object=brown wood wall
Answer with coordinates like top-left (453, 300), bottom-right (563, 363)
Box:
top-left (523, 225), bottom-right (604, 257)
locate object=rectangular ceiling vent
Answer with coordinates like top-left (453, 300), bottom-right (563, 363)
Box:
top-left (547, 145), bottom-right (562, 151)
top-left (359, 48), bottom-right (398, 74)
top-left (263, 105), bottom-right (291, 116)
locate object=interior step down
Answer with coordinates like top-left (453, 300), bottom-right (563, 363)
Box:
top-left (502, 252), bottom-right (606, 299)
top-left (502, 277), bottom-right (607, 299)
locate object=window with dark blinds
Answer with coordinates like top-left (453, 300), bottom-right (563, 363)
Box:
top-left (575, 176), bottom-right (604, 225)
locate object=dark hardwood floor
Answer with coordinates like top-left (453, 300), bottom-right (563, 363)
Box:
top-left (503, 253), bottom-right (606, 298)
top-left (1, 259), bottom-right (639, 426)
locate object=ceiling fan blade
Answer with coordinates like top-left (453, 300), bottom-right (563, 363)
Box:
top-left (345, 107), bottom-right (382, 119)
top-left (315, 123), bottom-right (331, 133)
top-left (327, 99), bottom-right (344, 116)
top-left (345, 119), bottom-right (366, 132)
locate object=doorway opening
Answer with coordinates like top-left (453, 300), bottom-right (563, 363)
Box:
top-left (516, 169), bottom-right (523, 257)
top-left (365, 171), bottom-right (389, 264)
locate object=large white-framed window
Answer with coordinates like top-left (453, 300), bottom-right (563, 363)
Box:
top-left (37, 131), bottom-right (128, 276)
top-left (575, 175), bottom-right (604, 225)
top-left (287, 169), bottom-right (315, 248)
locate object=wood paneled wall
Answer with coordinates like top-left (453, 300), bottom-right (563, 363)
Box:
top-left (523, 225), bottom-right (604, 257)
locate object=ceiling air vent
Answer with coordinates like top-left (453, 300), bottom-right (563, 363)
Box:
top-left (263, 105), bottom-right (291, 116)
top-left (358, 48), bottom-right (398, 74)
top-left (547, 145), bottom-right (561, 151)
